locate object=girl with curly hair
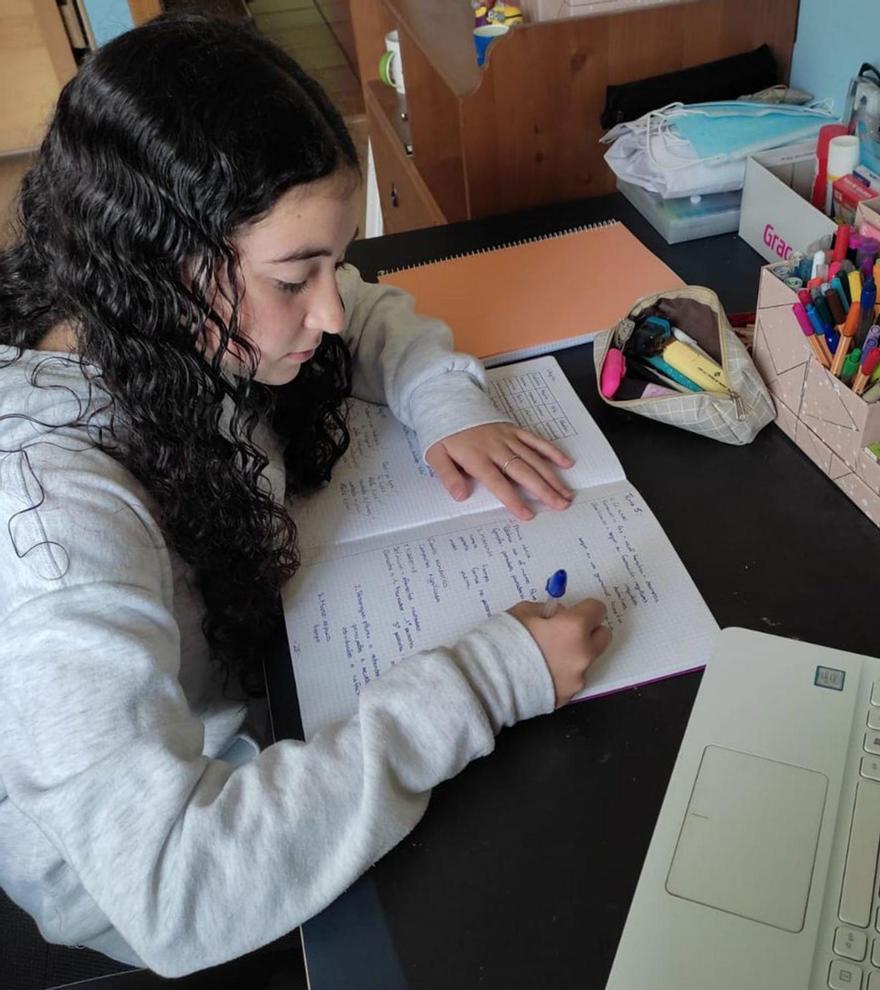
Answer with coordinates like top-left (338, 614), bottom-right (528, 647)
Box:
top-left (0, 13), bottom-right (610, 976)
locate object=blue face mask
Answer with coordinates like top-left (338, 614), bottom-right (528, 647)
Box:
top-left (654, 100), bottom-right (836, 162)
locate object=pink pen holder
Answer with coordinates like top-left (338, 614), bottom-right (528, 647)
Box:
top-left (753, 265), bottom-right (880, 526)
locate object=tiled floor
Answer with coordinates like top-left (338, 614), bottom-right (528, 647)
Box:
top-left (249, 0), bottom-right (368, 230)
top-left (249, 0), bottom-right (364, 118)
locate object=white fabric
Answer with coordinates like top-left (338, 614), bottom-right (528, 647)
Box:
top-left (0, 266), bottom-right (555, 976)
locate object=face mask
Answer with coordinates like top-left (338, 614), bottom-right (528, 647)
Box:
top-left (649, 100), bottom-right (836, 165)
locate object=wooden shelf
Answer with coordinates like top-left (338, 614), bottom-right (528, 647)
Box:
top-left (354, 0), bottom-right (801, 232)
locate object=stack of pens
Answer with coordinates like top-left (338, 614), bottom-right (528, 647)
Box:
top-left (771, 224), bottom-right (880, 403)
top-left (600, 311), bottom-right (733, 403)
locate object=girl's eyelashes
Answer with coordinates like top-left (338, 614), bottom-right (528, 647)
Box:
top-left (276, 279), bottom-right (307, 295)
top-left (276, 262), bottom-right (345, 296)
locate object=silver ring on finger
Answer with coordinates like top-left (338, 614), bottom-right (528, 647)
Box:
top-left (500, 455), bottom-right (523, 479)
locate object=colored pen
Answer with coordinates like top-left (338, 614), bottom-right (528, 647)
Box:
top-left (863, 325), bottom-right (880, 359)
top-left (854, 348), bottom-right (880, 395)
top-left (823, 284), bottom-right (847, 326)
top-left (792, 304), bottom-right (832, 367)
top-left (831, 276), bottom-right (850, 314)
top-left (848, 270), bottom-right (863, 308)
top-left (833, 225), bottom-right (850, 264)
top-left (842, 347), bottom-right (862, 385)
top-left (831, 301), bottom-right (861, 377)
top-left (813, 291), bottom-right (835, 329)
top-left (858, 281), bottom-right (878, 347)
top-left (542, 569), bottom-right (567, 618)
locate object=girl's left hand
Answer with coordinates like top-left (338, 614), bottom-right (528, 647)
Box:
top-left (424, 422), bottom-right (575, 522)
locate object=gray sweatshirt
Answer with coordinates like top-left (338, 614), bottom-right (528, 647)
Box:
top-left (0, 266), bottom-right (554, 977)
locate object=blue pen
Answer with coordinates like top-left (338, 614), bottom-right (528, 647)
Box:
top-left (543, 569), bottom-right (567, 618)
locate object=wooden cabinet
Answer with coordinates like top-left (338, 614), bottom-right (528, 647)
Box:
top-left (350, 0), bottom-right (800, 233)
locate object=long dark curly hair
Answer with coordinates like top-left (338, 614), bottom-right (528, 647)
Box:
top-left (0, 14), bottom-right (357, 695)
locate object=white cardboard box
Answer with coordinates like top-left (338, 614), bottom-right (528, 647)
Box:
top-left (738, 142), bottom-right (837, 263)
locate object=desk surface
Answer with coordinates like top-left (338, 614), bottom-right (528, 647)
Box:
top-left (265, 194), bottom-right (880, 990)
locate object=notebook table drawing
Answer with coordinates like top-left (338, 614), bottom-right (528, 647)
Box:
top-left (378, 221), bottom-right (685, 364)
top-left (283, 356), bottom-right (718, 740)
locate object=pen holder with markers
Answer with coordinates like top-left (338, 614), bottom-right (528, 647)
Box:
top-left (752, 265), bottom-right (880, 527)
top-left (594, 286), bottom-right (775, 445)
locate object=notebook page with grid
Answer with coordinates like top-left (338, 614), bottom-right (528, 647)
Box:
top-left (283, 356), bottom-right (718, 738)
top-left (290, 356), bottom-right (626, 556)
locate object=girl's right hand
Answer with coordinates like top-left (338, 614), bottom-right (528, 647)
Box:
top-left (508, 598), bottom-right (611, 708)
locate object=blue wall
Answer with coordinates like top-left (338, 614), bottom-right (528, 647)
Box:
top-left (790, 0), bottom-right (879, 118)
top-left (81, 0), bottom-right (134, 48)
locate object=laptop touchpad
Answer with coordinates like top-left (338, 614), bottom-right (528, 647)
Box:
top-left (665, 745), bottom-right (827, 932)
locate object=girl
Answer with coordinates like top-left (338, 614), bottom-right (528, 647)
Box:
top-left (0, 14), bottom-right (610, 977)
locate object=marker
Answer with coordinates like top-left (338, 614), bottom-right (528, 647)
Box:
top-left (842, 347), bottom-right (862, 385)
top-left (812, 291), bottom-right (836, 329)
top-left (600, 348), bottom-right (627, 398)
top-left (823, 284), bottom-right (847, 326)
top-left (863, 325), bottom-right (880, 359)
top-left (793, 304), bottom-right (832, 367)
top-left (848, 269), bottom-right (863, 306)
top-left (832, 224), bottom-right (851, 263)
top-left (831, 301), bottom-right (861, 377)
top-left (854, 348), bottom-right (880, 395)
top-left (542, 569), bottom-right (567, 618)
top-left (805, 303), bottom-right (838, 357)
top-left (831, 276), bottom-right (850, 313)
top-left (643, 354), bottom-right (702, 391)
top-left (811, 250), bottom-right (826, 281)
top-left (858, 281), bottom-right (878, 347)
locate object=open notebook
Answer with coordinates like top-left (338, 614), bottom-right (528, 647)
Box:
top-left (283, 356), bottom-right (718, 739)
top-left (378, 221), bottom-right (684, 365)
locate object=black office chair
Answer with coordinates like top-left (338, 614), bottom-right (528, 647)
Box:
top-left (1, 888), bottom-right (307, 990)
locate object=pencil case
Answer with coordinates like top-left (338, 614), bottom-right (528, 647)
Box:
top-left (594, 286), bottom-right (775, 445)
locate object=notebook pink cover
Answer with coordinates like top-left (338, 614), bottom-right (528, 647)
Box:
top-left (379, 220), bottom-right (684, 362)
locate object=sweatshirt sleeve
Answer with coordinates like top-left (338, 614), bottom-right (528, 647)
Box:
top-left (0, 450), bottom-right (554, 977)
top-left (338, 265), bottom-right (513, 455)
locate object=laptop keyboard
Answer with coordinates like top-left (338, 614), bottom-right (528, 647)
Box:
top-left (828, 682), bottom-right (880, 989)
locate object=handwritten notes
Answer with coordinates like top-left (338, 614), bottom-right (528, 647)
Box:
top-left (285, 482), bottom-right (718, 739)
top-left (290, 357), bottom-right (625, 553)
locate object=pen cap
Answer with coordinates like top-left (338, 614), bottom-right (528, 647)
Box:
top-left (844, 302), bottom-right (862, 337)
top-left (792, 303), bottom-right (816, 336)
top-left (545, 569), bottom-right (567, 598)
top-left (824, 287), bottom-right (847, 326)
top-left (832, 224), bottom-right (851, 263)
top-left (862, 347), bottom-right (880, 376)
top-left (849, 269), bottom-right (864, 302)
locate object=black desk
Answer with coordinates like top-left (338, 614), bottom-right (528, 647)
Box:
top-left (265, 194), bottom-right (880, 990)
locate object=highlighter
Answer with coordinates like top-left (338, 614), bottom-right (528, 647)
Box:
top-left (600, 348), bottom-right (626, 398)
top-left (643, 354), bottom-right (701, 392)
top-left (848, 269), bottom-right (863, 306)
top-left (661, 340), bottom-right (729, 393)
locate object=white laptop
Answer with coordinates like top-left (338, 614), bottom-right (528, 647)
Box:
top-left (607, 627), bottom-right (880, 990)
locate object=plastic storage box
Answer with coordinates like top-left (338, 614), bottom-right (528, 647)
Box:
top-left (616, 178), bottom-right (743, 244)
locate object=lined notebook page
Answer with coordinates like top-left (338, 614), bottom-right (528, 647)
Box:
top-left (291, 356), bottom-right (625, 554)
top-left (378, 221), bottom-right (684, 363)
top-left (284, 481), bottom-right (718, 739)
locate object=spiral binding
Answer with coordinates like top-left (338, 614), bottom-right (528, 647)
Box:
top-left (376, 219), bottom-right (620, 276)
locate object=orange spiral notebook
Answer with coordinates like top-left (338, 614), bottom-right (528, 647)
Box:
top-left (378, 220), bottom-right (685, 365)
